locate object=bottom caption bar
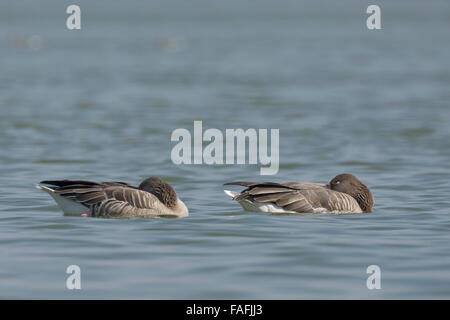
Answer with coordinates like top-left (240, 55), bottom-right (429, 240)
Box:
top-left (1, 300), bottom-right (433, 318)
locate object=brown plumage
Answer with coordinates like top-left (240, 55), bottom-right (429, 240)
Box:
top-left (224, 174), bottom-right (374, 214)
top-left (37, 177), bottom-right (188, 218)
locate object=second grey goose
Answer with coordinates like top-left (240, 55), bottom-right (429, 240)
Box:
top-left (37, 177), bottom-right (188, 218)
top-left (224, 173), bottom-right (374, 214)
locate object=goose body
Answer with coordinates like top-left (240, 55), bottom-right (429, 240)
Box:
top-left (37, 177), bottom-right (188, 218)
top-left (224, 174), bottom-right (374, 215)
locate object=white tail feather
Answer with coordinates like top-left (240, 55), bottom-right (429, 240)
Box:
top-left (223, 190), bottom-right (239, 198)
top-left (224, 189), bottom-right (295, 213)
top-left (36, 184), bottom-right (87, 215)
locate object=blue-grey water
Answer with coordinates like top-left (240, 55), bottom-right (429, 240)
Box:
top-left (1, 0), bottom-right (450, 299)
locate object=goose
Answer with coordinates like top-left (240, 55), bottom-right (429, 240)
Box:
top-left (37, 177), bottom-right (189, 218)
top-left (224, 173), bottom-right (374, 214)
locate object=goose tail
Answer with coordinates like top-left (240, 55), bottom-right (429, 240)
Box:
top-left (223, 189), bottom-right (239, 198)
top-left (36, 184), bottom-right (87, 215)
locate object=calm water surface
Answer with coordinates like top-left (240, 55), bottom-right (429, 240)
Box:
top-left (1, 0), bottom-right (450, 299)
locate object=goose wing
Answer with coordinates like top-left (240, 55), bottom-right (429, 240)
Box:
top-left (40, 180), bottom-right (138, 189)
top-left (40, 180), bottom-right (164, 217)
top-left (225, 181), bottom-right (361, 213)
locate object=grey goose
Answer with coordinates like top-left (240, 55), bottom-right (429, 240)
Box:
top-left (224, 173), bottom-right (374, 214)
top-left (37, 177), bottom-right (188, 218)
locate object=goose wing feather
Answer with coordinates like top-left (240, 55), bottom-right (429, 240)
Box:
top-left (42, 180), bottom-right (163, 217)
top-left (227, 181), bottom-right (361, 213)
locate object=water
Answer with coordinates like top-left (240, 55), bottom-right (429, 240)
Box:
top-left (1, 0), bottom-right (450, 299)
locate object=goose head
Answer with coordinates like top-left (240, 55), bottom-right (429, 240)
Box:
top-left (328, 174), bottom-right (374, 213)
top-left (139, 177), bottom-right (178, 209)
